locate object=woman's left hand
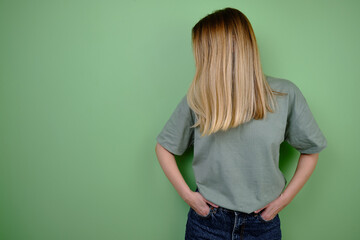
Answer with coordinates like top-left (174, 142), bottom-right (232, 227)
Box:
top-left (254, 193), bottom-right (291, 221)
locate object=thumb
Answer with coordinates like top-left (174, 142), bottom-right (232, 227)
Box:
top-left (254, 206), bottom-right (266, 213)
top-left (204, 199), bottom-right (219, 208)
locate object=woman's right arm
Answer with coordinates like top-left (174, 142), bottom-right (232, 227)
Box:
top-left (155, 143), bottom-right (218, 216)
top-left (155, 143), bottom-right (193, 202)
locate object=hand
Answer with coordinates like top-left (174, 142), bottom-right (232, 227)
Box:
top-left (254, 193), bottom-right (290, 221)
top-left (186, 191), bottom-right (219, 217)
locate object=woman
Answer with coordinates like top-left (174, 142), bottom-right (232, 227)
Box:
top-left (155, 7), bottom-right (327, 240)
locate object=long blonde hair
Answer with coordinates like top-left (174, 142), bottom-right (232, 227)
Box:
top-left (187, 7), bottom-right (287, 136)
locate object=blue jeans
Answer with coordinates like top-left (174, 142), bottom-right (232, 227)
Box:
top-left (185, 187), bottom-right (282, 240)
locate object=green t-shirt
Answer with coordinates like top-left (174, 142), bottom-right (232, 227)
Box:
top-left (156, 75), bottom-right (327, 214)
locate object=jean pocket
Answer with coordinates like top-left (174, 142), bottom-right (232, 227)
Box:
top-left (192, 204), bottom-right (219, 219)
top-left (258, 213), bottom-right (277, 223)
top-left (193, 207), bottom-right (212, 218)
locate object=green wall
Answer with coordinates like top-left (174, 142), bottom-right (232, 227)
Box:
top-left (0, 0), bottom-right (358, 239)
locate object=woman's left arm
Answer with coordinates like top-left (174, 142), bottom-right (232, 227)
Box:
top-left (254, 153), bottom-right (319, 220)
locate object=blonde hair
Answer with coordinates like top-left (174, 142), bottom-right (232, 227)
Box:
top-left (187, 7), bottom-right (287, 137)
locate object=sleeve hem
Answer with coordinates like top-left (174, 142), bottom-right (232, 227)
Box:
top-left (298, 145), bottom-right (327, 154)
top-left (156, 136), bottom-right (184, 156)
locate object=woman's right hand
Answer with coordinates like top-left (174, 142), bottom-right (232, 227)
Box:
top-left (186, 191), bottom-right (219, 217)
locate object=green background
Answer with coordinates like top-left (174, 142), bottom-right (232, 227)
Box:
top-left (0, 0), bottom-right (358, 239)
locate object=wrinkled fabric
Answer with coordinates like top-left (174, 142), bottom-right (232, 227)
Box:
top-left (156, 75), bottom-right (327, 214)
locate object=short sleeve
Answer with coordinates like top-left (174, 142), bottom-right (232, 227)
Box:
top-left (284, 83), bottom-right (328, 154)
top-left (156, 94), bottom-right (195, 156)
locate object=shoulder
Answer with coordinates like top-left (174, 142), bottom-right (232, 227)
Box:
top-left (180, 94), bottom-right (196, 123)
top-left (265, 75), bottom-right (304, 99)
top-left (176, 94), bottom-right (193, 116)
top-left (178, 94), bottom-right (190, 111)
top-left (266, 75), bottom-right (296, 90)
